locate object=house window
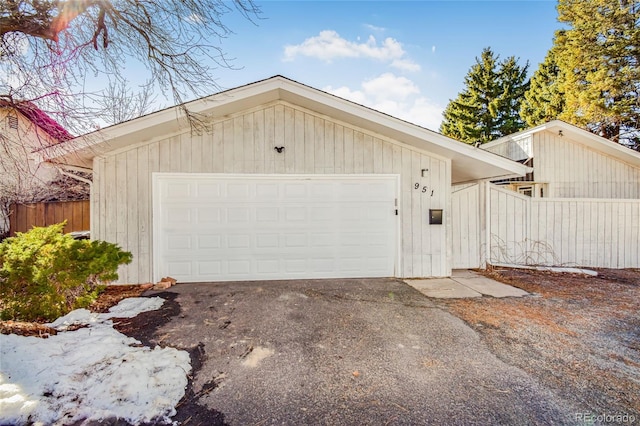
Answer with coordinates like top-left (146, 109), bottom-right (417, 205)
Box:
top-left (7, 115), bottom-right (18, 130)
top-left (518, 186), bottom-right (533, 197)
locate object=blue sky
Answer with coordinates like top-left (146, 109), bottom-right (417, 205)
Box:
top-left (152, 1), bottom-right (562, 131)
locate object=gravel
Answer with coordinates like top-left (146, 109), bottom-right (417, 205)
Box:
top-left (439, 268), bottom-right (640, 424)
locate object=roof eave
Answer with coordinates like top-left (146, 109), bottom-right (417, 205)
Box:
top-left (40, 76), bottom-right (529, 182)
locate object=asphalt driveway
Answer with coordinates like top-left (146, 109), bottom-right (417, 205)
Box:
top-left (141, 278), bottom-right (575, 425)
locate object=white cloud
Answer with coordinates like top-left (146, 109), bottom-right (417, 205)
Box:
top-left (361, 73), bottom-right (420, 101)
top-left (391, 58), bottom-right (421, 72)
top-left (364, 24), bottom-right (386, 32)
top-left (283, 30), bottom-right (420, 71)
top-left (432, 45), bottom-right (436, 53)
top-left (327, 86), bottom-right (368, 105)
top-left (324, 73), bottom-right (444, 131)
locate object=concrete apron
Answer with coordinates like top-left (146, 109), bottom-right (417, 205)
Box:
top-left (405, 269), bottom-right (529, 299)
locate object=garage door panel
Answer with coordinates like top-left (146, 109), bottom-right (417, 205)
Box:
top-left (196, 182), bottom-right (222, 198)
top-left (256, 234), bottom-right (279, 248)
top-left (226, 183), bottom-right (251, 199)
top-left (309, 233), bottom-right (334, 247)
top-left (285, 258), bottom-right (307, 273)
top-left (284, 234), bottom-right (307, 247)
top-left (167, 235), bottom-right (192, 250)
top-left (284, 183), bottom-right (307, 198)
top-left (155, 175), bottom-right (398, 282)
top-left (166, 207), bottom-right (192, 224)
top-left (166, 182), bottom-right (192, 199)
top-left (255, 183), bottom-right (279, 199)
top-left (285, 207), bottom-right (307, 222)
top-left (228, 259), bottom-right (251, 274)
top-left (195, 235), bottom-right (220, 248)
top-left (256, 207), bottom-right (279, 222)
top-left (227, 234), bottom-right (251, 248)
top-left (199, 261), bottom-right (222, 275)
top-left (196, 208), bottom-right (221, 224)
top-left (167, 261), bottom-right (192, 276)
top-left (257, 259), bottom-right (279, 273)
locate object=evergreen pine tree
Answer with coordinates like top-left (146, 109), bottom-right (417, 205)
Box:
top-left (440, 47), bottom-right (529, 145)
top-left (496, 56), bottom-right (531, 135)
top-left (519, 47), bottom-right (566, 127)
top-left (555, 0), bottom-right (640, 146)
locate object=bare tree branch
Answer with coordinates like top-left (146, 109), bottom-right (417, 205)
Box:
top-left (1, 0), bottom-right (261, 134)
top-left (0, 0), bottom-right (260, 215)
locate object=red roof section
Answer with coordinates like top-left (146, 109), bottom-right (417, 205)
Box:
top-left (1, 100), bottom-right (74, 143)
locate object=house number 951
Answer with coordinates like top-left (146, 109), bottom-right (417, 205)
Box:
top-left (414, 183), bottom-right (434, 196)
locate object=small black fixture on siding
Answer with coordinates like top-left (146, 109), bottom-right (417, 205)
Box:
top-left (429, 209), bottom-right (443, 225)
top-left (274, 146), bottom-right (285, 153)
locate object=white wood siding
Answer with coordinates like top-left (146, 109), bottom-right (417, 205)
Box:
top-left (488, 183), bottom-right (640, 268)
top-left (483, 136), bottom-right (532, 162)
top-left (489, 184), bottom-right (531, 264)
top-left (451, 183), bottom-right (481, 268)
top-left (535, 131), bottom-right (640, 199)
top-left (93, 101), bottom-right (451, 283)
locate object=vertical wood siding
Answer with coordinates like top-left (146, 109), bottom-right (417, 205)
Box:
top-left (488, 183), bottom-right (640, 268)
top-left (451, 183), bottom-right (480, 268)
top-left (93, 101), bottom-right (451, 283)
top-left (483, 136), bottom-right (532, 162)
top-left (535, 131), bottom-right (640, 198)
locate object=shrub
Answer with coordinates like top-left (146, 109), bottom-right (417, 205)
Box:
top-left (0, 223), bottom-right (133, 321)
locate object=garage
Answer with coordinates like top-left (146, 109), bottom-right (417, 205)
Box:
top-left (42, 76), bottom-right (528, 283)
top-left (153, 174), bottom-right (399, 282)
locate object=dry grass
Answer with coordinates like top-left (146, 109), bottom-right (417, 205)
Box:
top-left (0, 284), bottom-right (148, 337)
top-left (89, 285), bottom-right (148, 313)
top-left (439, 267), bottom-right (640, 417)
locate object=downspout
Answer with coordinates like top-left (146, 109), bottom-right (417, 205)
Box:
top-left (52, 164), bottom-right (93, 238)
top-left (52, 163), bottom-right (93, 186)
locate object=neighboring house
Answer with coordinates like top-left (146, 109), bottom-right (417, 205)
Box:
top-left (40, 76), bottom-right (528, 284)
top-left (481, 120), bottom-right (640, 199)
top-left (0, 100), bottom-right (73, 181)
top-left (0, 101), bottom-right (75, 236)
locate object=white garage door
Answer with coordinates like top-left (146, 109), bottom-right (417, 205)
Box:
top-left (153, 174), bottom-right (399, 282)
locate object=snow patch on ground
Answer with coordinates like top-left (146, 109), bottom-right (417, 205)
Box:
top-left (0, 297), bottom-right (191, 425)
top-left (49, 297), bottom-right (165, 330)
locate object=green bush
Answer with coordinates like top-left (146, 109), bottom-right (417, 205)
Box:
top-left (0, 223), bottom-right (133, 321)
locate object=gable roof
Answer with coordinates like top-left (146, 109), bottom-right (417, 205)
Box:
top-left (1, 100), bottom-right (74, 143)
top-left (39, 75), bottom-right (529, 184)
top-left (482, 120), bottom-right (640, 168)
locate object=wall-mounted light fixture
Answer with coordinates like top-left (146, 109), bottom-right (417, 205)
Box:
top-left (429, 209), bottom-right (443, 225)
top-left (421, 168), bottom-right (429, 177)
top-left (274, 146), bottom-right (285, 153)
top-left (558, 130), bottom-right (563, 137)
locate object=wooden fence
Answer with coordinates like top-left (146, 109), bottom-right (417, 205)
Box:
top-left (9, 200), bottom-right (90, 236)
top-left (487, 184), bottom-right (640, 268)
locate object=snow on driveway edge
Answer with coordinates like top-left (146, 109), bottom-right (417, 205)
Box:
top-left (0, 297), bottom-right (191, 425)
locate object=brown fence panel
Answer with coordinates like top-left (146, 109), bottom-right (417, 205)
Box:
top-left (9, 200), bottom-right (90, 236)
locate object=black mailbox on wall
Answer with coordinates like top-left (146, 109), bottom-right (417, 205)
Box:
top-left (429, 209), bottom-right (443, 225)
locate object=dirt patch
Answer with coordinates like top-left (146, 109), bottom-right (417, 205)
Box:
top-left (111, 291), bottom-right (180, 346)
top-left (111, 290), bottom-right (228, 426)
top-left (439, 267), bottom-right (640, 419)
top-left (0, 320), bottom-right (58, 337)
top-left (90, 284), bottom-right (149, 313)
